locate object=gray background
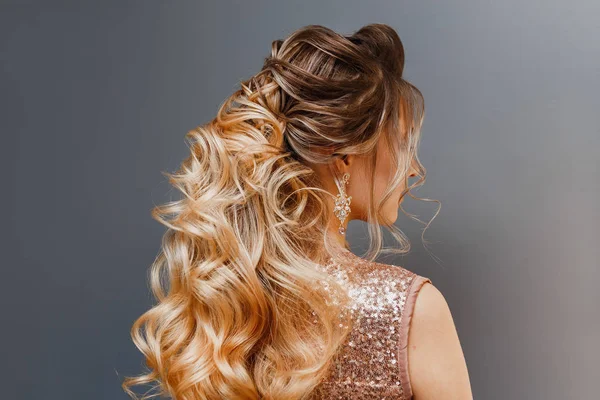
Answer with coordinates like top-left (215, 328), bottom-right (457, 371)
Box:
top-left (1, 1), bottom-right (598, 399)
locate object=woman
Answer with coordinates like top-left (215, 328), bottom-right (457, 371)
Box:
top-left (123, 23), bottom-right (472, 399)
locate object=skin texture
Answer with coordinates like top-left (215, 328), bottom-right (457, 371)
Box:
top-left (313, 136), bottom-right (474, 399)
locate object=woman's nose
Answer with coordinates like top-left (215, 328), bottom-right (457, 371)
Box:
top-left (408, 163), bottom-right (418, 177)
top-left (408, 157), bottom-right (419, 177)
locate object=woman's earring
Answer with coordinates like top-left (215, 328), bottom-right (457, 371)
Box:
top-left (333, 172), bottom-right (352, 235)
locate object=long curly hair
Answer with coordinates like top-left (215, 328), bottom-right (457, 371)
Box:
top-left (122, 23), bottom-right (432, 400)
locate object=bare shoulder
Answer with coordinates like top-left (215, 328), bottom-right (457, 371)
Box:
top-left (408, 282), bottom-right (473, 400)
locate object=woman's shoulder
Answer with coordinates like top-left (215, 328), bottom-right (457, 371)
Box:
top-left (404, 276), bottom-right (473, 399)
top-left (358, 256), bottom-right (473, 398)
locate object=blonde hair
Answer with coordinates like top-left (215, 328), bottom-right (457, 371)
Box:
top-left (122, 23), bottom-right (433, 400)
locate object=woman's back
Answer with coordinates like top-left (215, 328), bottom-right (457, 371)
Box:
top-left (309, 247), bottom-right (432, 399)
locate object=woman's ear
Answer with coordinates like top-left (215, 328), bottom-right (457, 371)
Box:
top-left (341, 153), bottom-right (358, 168)
top-left (333, 154), bottom-right (352, 171)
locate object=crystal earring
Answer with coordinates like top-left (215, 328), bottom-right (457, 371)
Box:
top-left (333, 172), bottom-right (352, 235)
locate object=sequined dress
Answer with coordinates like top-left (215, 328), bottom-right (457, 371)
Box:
top-left (309, 247), bottom-right (432, 400)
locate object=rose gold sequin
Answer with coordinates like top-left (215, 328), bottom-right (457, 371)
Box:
top-left (308, 247), bottom-right (432, 400)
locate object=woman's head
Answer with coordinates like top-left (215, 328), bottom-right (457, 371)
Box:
top-left (252, 23), bottom-right (428, 257)
top-left (123, 23), bottom-right (433, 400)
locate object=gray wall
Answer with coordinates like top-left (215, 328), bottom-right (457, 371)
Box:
top-left (1, 1), bottom-right (598, 399)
